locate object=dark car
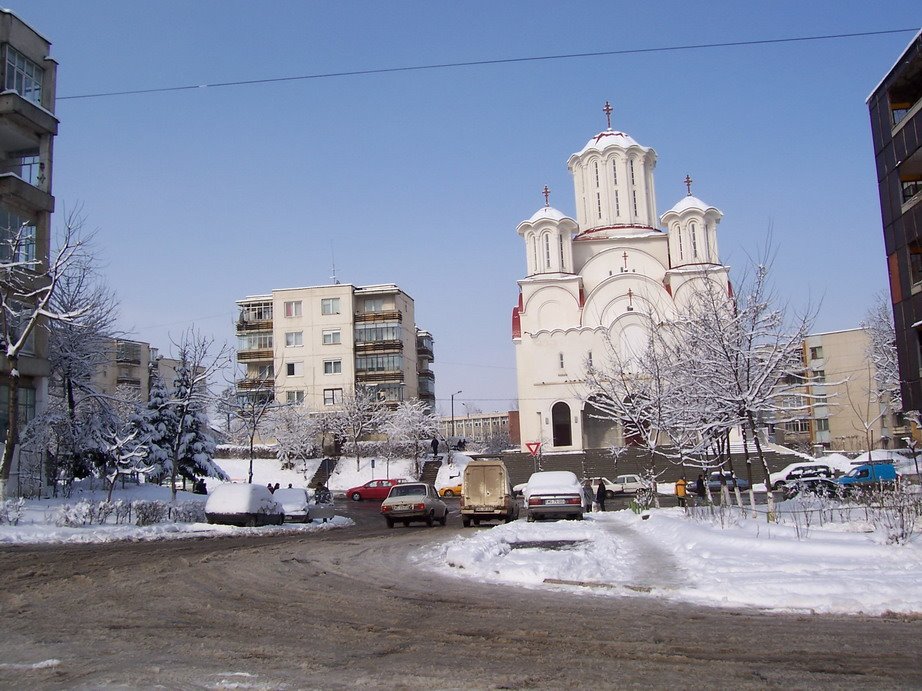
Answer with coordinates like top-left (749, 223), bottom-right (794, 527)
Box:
top-left (782, 478), bottom-right (843, 500)
top-left (707, 471), bottom-right (750, 492)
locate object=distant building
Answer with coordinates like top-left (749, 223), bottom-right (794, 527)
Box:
top-left (438, 411), bottom-right (510, 443)
top-left (512, 103), bottom-right (731, 452)
top-left (771, 328), bottom-right (907, 453)
top-left (91, 338), bottom-right (181, 402)
top-left (868, 30), bottom-right (922, 411)
top-left (0, 11), bottom-right (58, 490)
top-left (235, 283), bottom-right (434, 409)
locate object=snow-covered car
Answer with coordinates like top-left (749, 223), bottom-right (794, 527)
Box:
top-left (707, 471), bottom-right (750, 492)
top-left (769, 463), bottom-right (835, 490)
top-left (781, 478), bottom-right (843, 500)
top-left (273, 487), bottom-right (312, 522)
top-left (204, 484), bottom-right (284, 527)
top-left (524, 471), bottom-right (585, 522)
top-left (380, 482), bottom-right (448, 528)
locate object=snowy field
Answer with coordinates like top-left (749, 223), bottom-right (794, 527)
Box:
top-left (422, 507), bottom-right (922, 616)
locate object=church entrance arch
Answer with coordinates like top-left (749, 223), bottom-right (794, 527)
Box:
top-left (551, 402), bottom-right (572, 447)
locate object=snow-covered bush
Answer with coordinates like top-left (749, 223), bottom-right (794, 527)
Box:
top-left (168, 502), bottom-right (206, 523)
top-left (132, 500), bottom-right (168, 526)
top-left (54, 500), bottom-right (95, 527)
top-left (0, 497), bottom-right (25, 525)
top-left (52, 499), bottom-right (205, 527)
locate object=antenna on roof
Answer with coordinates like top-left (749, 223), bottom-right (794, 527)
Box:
top-left (330, 242), bottom-right (340, 284)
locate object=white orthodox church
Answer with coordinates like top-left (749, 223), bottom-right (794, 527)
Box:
top-left (512, 103), bottom-right (731, 452)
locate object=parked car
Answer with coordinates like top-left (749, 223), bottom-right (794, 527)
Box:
top-left (769, 463), bottom-right (835, 490)
top-left (781, 478), bottom-right (843, 500)
top-left (380, 482), bottom-right (448, 528)
top-left (460, 459), bottom-right (519, 527)
top-left (524, 471), bottom-right (585, 522)
top-left (837, 463), bottom-right (898, 492)
top-left (707, 471), bottom-right (750, 492)
top-left (204, 484), bottom-right (284, 527)
top-left (273, 487), bottom-right (312, 523)
top-left (590, 474), bottom-right (644, 498)
top-left (346, 478), bottom-right (409, 502)
top-left (438, 481), bottom-right (463, 497)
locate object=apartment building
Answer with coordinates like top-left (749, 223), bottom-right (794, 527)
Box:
top-left (236, 283), bottom-right (434, 410)
top-left (0, 12), bottom-right (57, 479)
top-left (438, 411), bottom-right (511, 443)
top-left (773, 328), bottom-right (907, 453)
top-left (868, 30), bottom-right (922, 411)
top-left (91, 338), bottom-right (182, 402)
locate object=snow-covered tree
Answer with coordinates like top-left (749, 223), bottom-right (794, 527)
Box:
top-left (860, 293), bottom-right (902, 414)
top-left (381, 399), bottom-right (438, 476)
top-left (225, 369), bottom-right (279, 484)
top-left (331, 386), bottom-right (386, 471)
top-left (0, 210), bottom-right (97, 496)
top-left (272, 403), bottom-right (320, 475)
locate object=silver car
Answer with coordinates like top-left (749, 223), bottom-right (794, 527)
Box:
top-left (380, 482), bottom-right (448, 528)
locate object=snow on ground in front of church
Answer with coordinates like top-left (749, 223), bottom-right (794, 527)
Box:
top-left (420, 507), bottom-right (922, 616)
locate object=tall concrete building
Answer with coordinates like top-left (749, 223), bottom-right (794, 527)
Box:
top-left (91, 338), bottom-right (182, 402)
top-left (868, 30), bottom-right (922, 411)
top-left (236, 283), bottom-right (434, 410)
top-left (0, 11), bottom-right (57, 485)
top-left (511, 103), bottom-right (730, 452)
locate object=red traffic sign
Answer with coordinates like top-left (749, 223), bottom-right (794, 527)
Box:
top-left (525, 442), bottom-right (542, 457)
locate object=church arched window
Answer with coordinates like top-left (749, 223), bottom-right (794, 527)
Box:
top-left (558, 235), bottom-right (565, 268)
top-left (690, 222), bottom-right (698, 257)
top-left (531, 235), bottom-right (537, 273)
top-left (614, 190), bottom-right (620, 216)
top-left (677, 225), bottom-right (684, 260)
top-left (704, 222), bottom-right (712, 259)
top-left (594, 161), bottom-right (600, 188)
top-left (597, 192), bottom-right (602, 219)
top-left (544, 233), bottom-right (551, 269)
top-left (630, 158), bottom-right (636, 185)
top-left (612, 160), bottom-right (618, 185)
top-left (551, 402), bottom-right (572, 447)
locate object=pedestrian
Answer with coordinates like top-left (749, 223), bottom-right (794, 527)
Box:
top-left (288, 483), bottom-right (293, 489)
top-left (675, 476), bottom-right (687, 508)
top-left (595, 480), bottom-right (607, 512)
top-left (582, 479), bottom-right (593, 512)
top-left (695, 474), bottom-right (706, 503)
top-left (267, 482), bottom-right (275, 494)
top-left (274, 482), bottom-right (281, 493)
top-left (431, 436), bottom-right (440, 458)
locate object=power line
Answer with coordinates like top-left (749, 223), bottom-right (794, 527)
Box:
top-left (57, 28), bottom-right (917, 101)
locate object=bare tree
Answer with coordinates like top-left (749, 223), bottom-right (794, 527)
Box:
top-left (381, 399), bottom-right (438, 477)
top-left (331, 386), bottom-right (386, 471)
top-left (272, 402), bottom-right (321, 477)
top-left (226, 368), bottom-right (279, 484)
top-left (0, 210), bottom-right (97, 497)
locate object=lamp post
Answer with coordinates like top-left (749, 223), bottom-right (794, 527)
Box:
top-left (451, 390), bottom-right (462, 437)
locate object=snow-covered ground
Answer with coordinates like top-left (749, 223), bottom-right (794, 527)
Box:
top-left (422, 506), bottom-right (922, 616)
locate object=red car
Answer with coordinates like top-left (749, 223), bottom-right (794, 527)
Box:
top-left (346, 478), bottom-right (409, 502)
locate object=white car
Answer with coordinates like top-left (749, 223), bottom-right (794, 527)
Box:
top-left (273, 487), bottom-right (312, 523)
top-left (769, 463), bottom-right (835, 490)
top-left (590, 474), bottom-right (644, 498)
top-left (380, 482), bottom-right (448, 528)
top-left (524, 471), bottom-right (586, 521)
top-left (204, 484), bottom-right (284, 527)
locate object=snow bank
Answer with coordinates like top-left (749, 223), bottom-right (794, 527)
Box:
top-left (326, 456), bottom-right (418, 492)
top-left (434, 452), bottom-right (473, 489)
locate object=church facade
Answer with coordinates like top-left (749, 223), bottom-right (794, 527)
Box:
top-left (512, 104), bottom-right (731, 452)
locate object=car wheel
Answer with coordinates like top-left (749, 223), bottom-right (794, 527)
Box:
top-left (605, 490), bottom-right (615, 500)
top-left (439, 512), bottom-right (447, 526)
top-left (350, 492), bottom-right (362, 501)
top-left (426, 511), bottom-right (434, 527)
top-left (385, 518), bottom-right (394, 529)
top-left (462, 517), bottom-right (471, 527)
top-left (773, 482), bottom-right (783, 491)
top-left (403, 520), bottom-right (410, 527)
top-left (526, 514), bottom-right (535, 523)
top-left (473, 518), bottom-right (480, 526)
top-left (574, 513), bottom-right (583, 520)
top-left (445, 489), bottom-right (455, 497)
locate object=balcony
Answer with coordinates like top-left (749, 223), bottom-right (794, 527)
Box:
top-left (0, 91), bottom-right (58, 148)
top-left (355, 339), bottom-right (403, 353)
top-left (116, 377), bottom-right (141, 387)
top-left (356, 370), bottom-right (405, 383)
top-left (354, 309), bottom-right (402, 323)
top-left (236, 318), bottom-right (273, 333)
top-left (0, 172), bottom-right (53, 213)
top-left (416, 340), bottom-right (434, 360)
top-left (236, 377), bottom-right (275, 390)
top-left (237, 348), bottom-right (273, 362)
top-left (417, 369), bottom-right (435, 381)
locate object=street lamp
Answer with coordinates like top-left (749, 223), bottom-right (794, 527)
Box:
top-left (451, 390), bottom-right (462, 437)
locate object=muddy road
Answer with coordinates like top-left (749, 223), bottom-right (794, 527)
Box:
top-left (0, 501), bottom-right (920, 689)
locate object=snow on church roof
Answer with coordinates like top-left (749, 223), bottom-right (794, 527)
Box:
top-left (573, 128), bottom-right (648, 157)
top-left (663, 194), bottom-right (721, 216)
top-left (526, 206), bottom-right (568, 223)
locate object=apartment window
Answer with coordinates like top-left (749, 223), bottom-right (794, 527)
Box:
top-left (5, 46), bottom-right (43, 105)
top-left (284, 300), bottom-right (302, 318)
top-left (0, 384), bottom-right (35, 440)
top-left (0, 208), bottom-right (36, 263)
top-left (785, 419), bottom-right (810, 433)
top-left (809, 346), bottom-right (824, 361)
top-left (286, 390), bottom-right (305, 404)
top-left (239, 301), bottom-right (272, 323)
top-left (363, 298), bottom-right (385, 313)
top-left (354, 322), bottom-right (399, 343)
top-left (323, 388), bottom-right (343, 406)
top-left (321, 297), bottom-right (341, 315)
top-left (324, 359), bottom-right (342, 375)
top-left (285, 362), bottom-right (302, 377)
top-left (322, 329), bottom-right (341, 345)
top-left (285, 331), bottom-right (303, 347)
top-left (816, 418), bottom-right (829, 432)
top-left (257, 364), bottom-right (274, 379)
top-left (355, 354), bottom-right (402, 372)
top-left (237, 332), bottom-right (272, 351)
top-left (812, 369), bottom-right (826, 383)
top-left (910, 241), bottom-right (922, 286)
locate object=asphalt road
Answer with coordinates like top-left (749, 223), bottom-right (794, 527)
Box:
top-left (0, 500), bottom-right (920, 689)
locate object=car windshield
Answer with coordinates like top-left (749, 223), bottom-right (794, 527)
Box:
top-left (389, 484), bottom-right (427, 498)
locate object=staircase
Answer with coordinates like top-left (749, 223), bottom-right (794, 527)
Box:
top-left (308, 457), bottom-right (339, 488)
top-left (419, 459), bottom-right (443, 486)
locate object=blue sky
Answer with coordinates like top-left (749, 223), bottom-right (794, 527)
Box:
top-left (18, 1), bottom-right (922, 415)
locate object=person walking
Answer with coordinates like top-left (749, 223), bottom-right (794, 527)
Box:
top-left (695, 474), bottom-right (706, 504)
top-left (675, 476), bottom-right (687, 508)
top-left (595, 480), bottom-right (607, 512)
top-left (430, 436), bottom-right (440, 458)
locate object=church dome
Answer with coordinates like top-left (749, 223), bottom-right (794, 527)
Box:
top-left (573, 128), bottom-right (648, 157)
top-left (526, 205), bottom-right (567, 223)
top-left (663, 194), bottom-right (720, 217)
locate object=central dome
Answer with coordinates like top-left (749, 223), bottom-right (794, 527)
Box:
top-left (573, 128), bottom-right (648, 157)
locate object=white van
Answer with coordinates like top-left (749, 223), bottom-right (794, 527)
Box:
top-left (460, 459), bottom-right (519, 527)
